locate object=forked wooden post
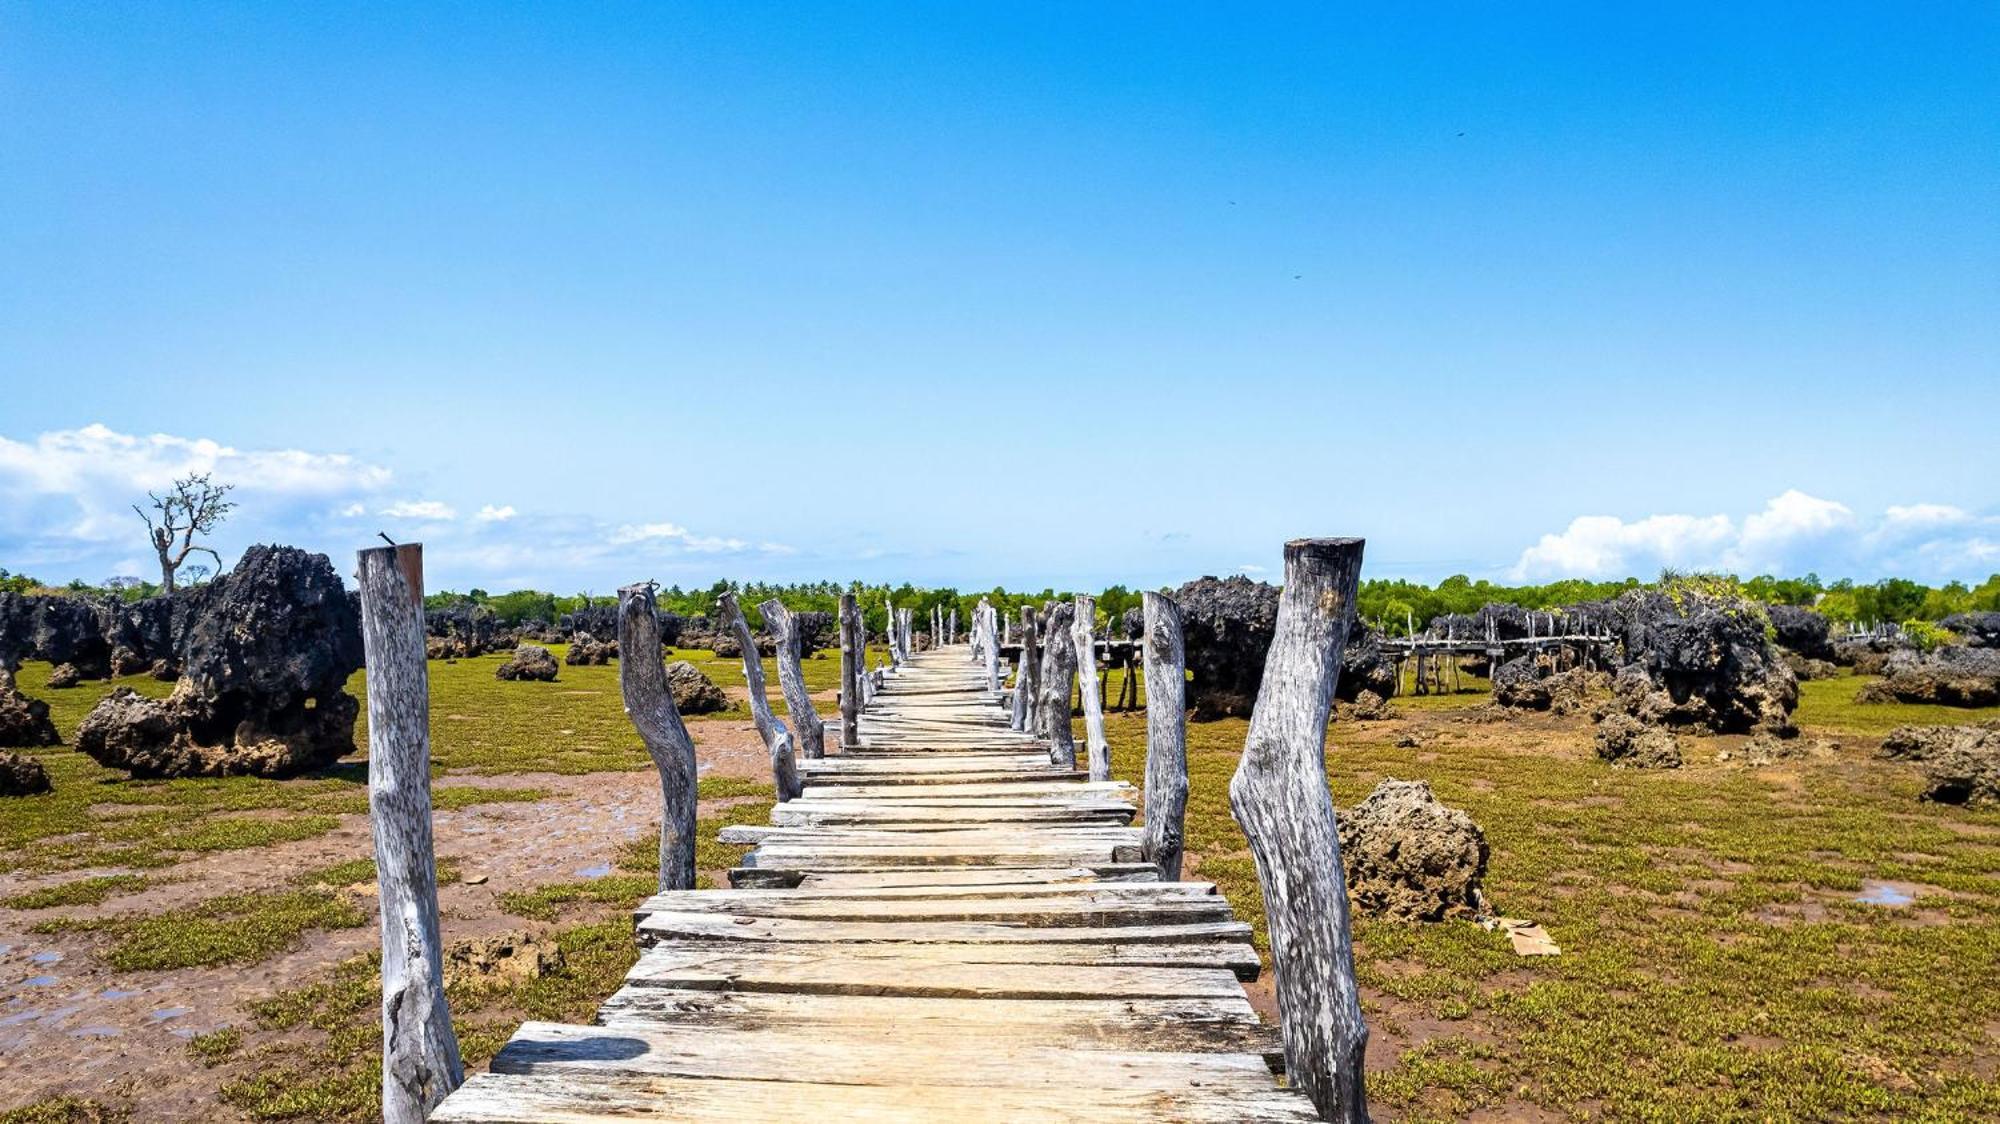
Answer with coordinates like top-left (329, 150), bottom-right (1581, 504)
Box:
top-left (1228, 538), bottom-right (1370, 1123)
top-left (617, 582), bottom-right (699, 890)
top-left (719, 593), bottom-right (801, 801)
top-left (838, 592), bottom-right (860, 748)
top-left (1072, 594), bottom-right (1111, 781)
top-left (355, 543), bottom-right (463, 1124)
top-left (1141, 590), bottom-right (1189, 881)
top-left (760, 598), bottom-right (826, 760)
top-left (1038, 600), bottom-right (1078, 768)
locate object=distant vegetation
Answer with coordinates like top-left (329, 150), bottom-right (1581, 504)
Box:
top-left (8, 565), bottom-right (1996, 639)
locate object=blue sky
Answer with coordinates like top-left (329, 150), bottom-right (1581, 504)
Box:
top-left (3, 4), bottom-right (1996, 593)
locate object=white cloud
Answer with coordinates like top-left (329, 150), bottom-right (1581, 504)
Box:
top-left (378, 500), bottom-right (456, 521)
top-left (337, 502), bottom-right (368, 518)
top-left (1511, 491), bottom-right (2000, 582)
top-left (475, 504), bottom-right (517, 523)
top-left (1237, 563), bottom-right (1267, 574)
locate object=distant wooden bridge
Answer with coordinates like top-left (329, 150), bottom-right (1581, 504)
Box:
top-left (430, 645), bottom-right (1317, 1121)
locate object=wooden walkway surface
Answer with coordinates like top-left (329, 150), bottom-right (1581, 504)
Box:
top-left (433, 646), bottom-right (1314, 1121)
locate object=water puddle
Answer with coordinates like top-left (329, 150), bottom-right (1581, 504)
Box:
top-left (31, 951), bottom-right (63, 964)
top-left (70, 1025), bottom-right (122, 1038)
top-left (24, 976), bottom-right (58, 988)
top-left (150, 1006), bottom-right (192, 1022)
top-left (0, 1010), bottom-right (42, 1026)
top-left (574, 862), bottom-right (613, 879)
top-left (100, 988), bottom-right (140, 1000)
top-left (1856, 880), bottom-right (1917, 906)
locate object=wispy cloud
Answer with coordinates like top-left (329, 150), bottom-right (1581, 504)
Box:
top-left (475, 504), bottom-right (517, 523)
top-left (1511, 490), bottom-right (1999, 581)
top-left (379, 500), bottom-right (457, 521)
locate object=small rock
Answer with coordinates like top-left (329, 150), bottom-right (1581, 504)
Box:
top-left (1338, 779), bottom-right (1488, 921)
top-left (666, 661), bottom-right (728, 714)
top-left (461, 873), bottom-right (489, 886)
top-left (0, 668), bottom-right (60, 748)
top-left (46, 663), bottom-right (81, 689)
top-left (444, 932), bottom-right (564, 988)
top-left (495, 645), bottom-right (560, 683)
top-left (1, 751), bottom-right (52, 796)
top-left (1593, 713), bottom-right (1682, 769)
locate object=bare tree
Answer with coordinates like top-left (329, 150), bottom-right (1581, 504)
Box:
top-left (133, 473), bottom-right (235, 592)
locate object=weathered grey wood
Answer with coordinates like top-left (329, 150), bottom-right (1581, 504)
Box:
top-left (1229, 537), bottom-right (1370, 1123)
top-left (1072, 594), bottom-right (1111, 781)
top-left (719, 592), bottom-right (801, 802)
top-left (839, 592), bottom-right (860, 749)
top-left (633, 936), bottom-right (1259, 979)
top-left (1039, 601), bottom-right (1079, 768)
top-left (884, 597), bottom-right (901, 667)
top-left (760, 598), bottom-right (826, 760)
top-left (618, 583), bottom-right (701, 892)
top-left (355, 543), bottom-right (463, 1123)
top-left (1141, 590), bottom-right (1190, 882)
top-left (1010, 606), bottom-right (1039, 732)
top-left (949, 606), bottom-right (958, 646)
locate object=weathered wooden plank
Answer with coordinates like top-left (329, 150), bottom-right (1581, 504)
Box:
top-left (638, 910), bottom-right (1251, 945)
top-left (433, 1069), bottom-right (1320, 1123)
top-left (790, 865), bottom-right (1160, 889)
top-left (624, 953), bottom-right (1245, 1000)
top-left (629, 892), bottom-right (1234, 928)
top-left (630, 936), bottom-right (1260, 980)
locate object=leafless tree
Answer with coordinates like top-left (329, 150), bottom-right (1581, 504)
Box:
top-left (134, 473), bottom-right (235, 592)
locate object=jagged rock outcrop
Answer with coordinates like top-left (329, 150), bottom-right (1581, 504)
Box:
top-left (1339, 624), bottom-right (1398, 702)
top-left (665, 660), bottom-right (728, 714)
top-left (1492, 657), bottom-right (1606, 715)
top-left (427, 601), bottom-right (502, 660)
top-left (1857, 646), bottom-right (2000, 708)
top-left (564, 633), bottom-right (618, 666)
top-left (73, 546), bottom-right (364, 778)
top-left (1766, 604), bottom-right (1836, 662)
top-left (495, 645), bottom-right (560, 682)
top-left (1880, 722), bottom-right (2000, 806)
top-left (1941, 612), bottom-right (2000, 649)
top-left (1831, 632), bottom-right (1906, 675)
top-left (1173, 577), bottom-right (1390, 719)
top-left (1337, 779), bottom-right (1488, 921)
top-left (46, 663), bottom-right (81, 689)
top-left (1, 751), bottom-right (51, 796)
top-left (1599, 587), bottom-right (1797, 734)
top-left (0, 668), bottom-right (60, 747)
top-left (1593, 712), bottom-right (1683, 769)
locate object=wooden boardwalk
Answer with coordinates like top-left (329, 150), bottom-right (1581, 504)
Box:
top-left (433, 645), bottom-right (1315, 1122)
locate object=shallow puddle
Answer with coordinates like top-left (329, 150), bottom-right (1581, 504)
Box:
top-left (1856, 880), bottom-right (1917, 906)
top-left (574, 862), bottom-right (614, 879)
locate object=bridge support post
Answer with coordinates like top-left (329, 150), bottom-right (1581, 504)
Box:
top-left (1141, 590), bottom-right (1188, 881)
top-left (1072, 595), bottom-right (1110, 780)
top-left (1229, 538), bottom-right (1370, 1124)
top-left (356, 543), bottom-right (464, 1124)
top-left (1038, 600), bottom-right (1078, 768)
top-left (1011, 606), bottom-right (1038, 732)
top-left (762, 599), bottom-right (826, 760)
top-left (617, 582), bottom-right (700, 890)
top-left (720, 593), bottom-right (801, 801)
top-left (839, 593), bottom-right (860, 748)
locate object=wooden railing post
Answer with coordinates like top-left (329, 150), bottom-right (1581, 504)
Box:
top-left (949, 606), bottom-right (958, 646)
top-left (838, 592), bottom-right (860, 749)
top-left (1141, 590), bottom-right (1188, 881)
top-left (1229, 538), bottom-right (1370, 1123)
top-left (1072, 594), bottom-right (1111, 781)
top-left (1011, 605), bottom-right (1039, 732)
top-left (979, 599), bottom-right (1001, 694)
top-left (356, 543), bottom-right (463, 1124)
top-left (719, 593), bottom-right (800, 801)
top-left (761, 599), bottom-right (825, 760)
top-left (617, 582), bottom-right (699, 890)
top-left (884, 598), bottom-right (899, 667)
top-left (1038, 600), bottom-right (1078, 768)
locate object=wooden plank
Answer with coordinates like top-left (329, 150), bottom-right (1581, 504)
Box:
top-left (637, 911), bottom-right (1252, 946)
top-left (791, 865), bottom-right (1159, 889)
top-left (629, 893), bottom-right (1236, 928)
top-left (633, 937), bottom-right (1261, 980)
top-left (624, 953), bottom-right (1245, 1001)
top-left (486, 1019), bottom-right (1281, 1090)
top-left (435, 1069), bottom-right (1319, 1123)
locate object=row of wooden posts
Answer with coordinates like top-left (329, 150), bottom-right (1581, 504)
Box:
top-left (355, 538), bottom-right (1375, 1123)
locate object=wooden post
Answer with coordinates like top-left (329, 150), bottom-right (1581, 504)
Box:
top-left (838, 593), bottom-right (860, 749)
top-left (884, 597), bottom-right (899, 667)
top-left (1229, 538), bottom-right (1369, 1123)
top-left (949, 606), bottom-right (958, 646)
top-left (761, 598), bottom-right (826, 760)
top-left (719, 593), bottom-right (800, 801)
top-left (355, 543), bottom-right (463, 1124)
top-left (980, 599), bottom-right (1001, 695)
top-left (1039, 601), bottom-right (1078, 768)
top-left (1011, 606), bottom-right (1039, 732)
top-left (1071, 594), bottom-right (1111, 781)
top-left (1141, 590), bottom-right (1189, 881)
top-left (617, 582), bottom-right (699, 890)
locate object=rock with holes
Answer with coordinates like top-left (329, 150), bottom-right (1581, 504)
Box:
top-left (1767, 604), bottom-right (1837, 662)
top-left (666, 660), bottom-right (728, 714)
top-left (1337, 779), bottom-right (1488, 921)
top-left (1600, 586), bottom-right (1797, 735)
top-left (495, 645), bottom-right (560, 682)
top-left (565, 633), bottom-right (618, 666)
top-left (1857, 646), bottom-right (2000, 708)
top-left (0, 750), bottom-right (51, 796)
top-left (1593, 712), bottom-right (1683, 769)
top-left (46, 663), bottom-right (81, 689)
top-left (444, 932), bottom-right (566, 988)
top-left (1880, 722), bottom-right (2000, 806)
top-left (73, 546), bottom-right (363, 779)
top-left (0, 668), bottom-right (60, 747)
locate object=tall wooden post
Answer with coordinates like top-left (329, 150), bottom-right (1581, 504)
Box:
top-left (980, 599), bottom-right (1001, 695)
top-left (719, 593), bottom-right (800, 801)
top-left (618, 582), bottom-right (699, 890)
top-left (884, 597), bottom-right (899, 667)
top-left (1228, 538), bottom-right (1370, 1123)
top-left (1072, 595), bottom-right (1111, 781)
top-left (949, 606), bottom-right (958, 647)
top-left (1039, 601), bottom-right (1078, 768)
top-left (838, 592), bottom-right (860, 749)
top-left (761, 599), bottom-right (826, 760)
top-left (1011, 606), bottom-right (1039, 732)
top-left (1141, 590), bottom-right (1188, 881)
top-left (356, 544), bottom-right (463, 1124)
